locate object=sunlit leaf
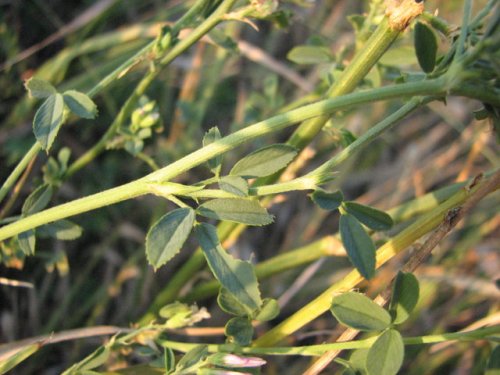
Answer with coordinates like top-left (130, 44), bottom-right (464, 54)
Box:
top-left (146, 208), bottom-right (195, 270)
top-left (0, 343), bottom-right (41, 374)
top-left (62, 90), bottom-right (97, 119)
top-left (330, 292), bottom-right (391, 331)
top-left (254, 298), bottom-right (280, 322)
top-left (339, 214), bottom-right (376, 279)
top-left (24, 77), bottom-right (56, 99)
top-left (229, 144), bottom-right (297, 178)
top-left (389, 272), bottom-right (420, 324)
top-left (195, 223), bottom-right (262, 315)
top-left (33, 93), bottom-right (65, 151)
top-left (366, 329), bottom-right (404, 375)
top-left (197, 198), bottom-right (273, 226)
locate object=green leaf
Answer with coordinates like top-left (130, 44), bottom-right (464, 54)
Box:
top-left (225, 317), bottom-right (254, 346)
top-left (62, 90), bottom-right (98, 119)
top-left (203, 127), bottom-right (222, 176)
top-left (229, 144), bottom-right (297, 178)
top-left (342, 202), bottom-right (393, 231)
top-left (389, 271), bottom-right (420, 325)
top-left (146, 208), bottom-right (195, 270)
top-left (218, 175), bottom-right (249, 197)
top-left (339, 214), bottom-right (376, 279)
top-left (38, 220), bottom-right (83, 240)
top-left (414, 21), bottom-right (438, 73)
top-left (486, 345), bottom-right (500, 375)
top-left (254, 298), bottom-right (280, 322)
top-left (22, 184), bottom-right (53, 216)
top-left (17, 230), bottom-right (36, 256)
top-left (195, 223), bottom-right (262, 314)
top-left (197, 198), bottom-right (274, 226)
top-left (311, 189), bottom-right (344, 210)
top-left (217, 287), bottom-right (250, 317)
top-left (330, 292), bottom-right (391, 331)
top-left (0, 343), bottom-right (40, 375)
top-left (24, 77), bottom-right (56, 99)
top-left (287, 45), bottom-right (333, 65)
top-left (33, 93), bottom-right (65, 151)
top-left (63, 345), bottom-right (111, 374)
top-left (174, 345), bottom-right (208, 374)
top-left (366, 329), bottom-right (404, 375)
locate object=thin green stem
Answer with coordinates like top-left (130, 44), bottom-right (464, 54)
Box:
top-left (455, 0), bottom-right (473, 59)
top-left (0, 143), bottom-right (41, 205)
top-left (161, 325), bottom-right (500, 356)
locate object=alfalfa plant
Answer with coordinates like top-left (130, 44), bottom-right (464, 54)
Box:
top-left (0, 0), bottom-right (499, 373)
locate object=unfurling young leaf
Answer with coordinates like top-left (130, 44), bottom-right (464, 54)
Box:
top-left (33, 93), bottom-right (65, 151)
top-left (62, 90), bottom-right (98, 119)
top-left (24, 77), bottom-right (57, 99)
top-left (197, 198), bottom-right (274, 226)
top-left (414, 21), bottom-right (438, 73)
top-left (366, 329), bottom-right (404, 375)
top-left (389, 271), bottom-right (420, 324)
top-left (203, 126), bottom-right (222, 176)
top-left (218, 175), bottom-right (249, 197)
top-left (330, 292), bottom-right (391, 331)
top-left (225, 317), bottom-right (254, 346)
top-left (342, 202), bottom-right (393, 231)
top-left (146, 208), bottom-right (195, 270)
top-left (195, 223), bottom-right (262, 315)
top-left (229, 144), bottom-right (297, 178)
top-left (339, 213), bottom-right (376, 279)
top-left (311, 189), bottom-right (344, 210)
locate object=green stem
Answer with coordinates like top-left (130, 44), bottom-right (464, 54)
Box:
top-left (455, 0), bottom-right (473, 58)
top-left (0, 181), bottom-right (150, 241)
top-left (0, 143), bottom-right (41, 205)
top-left (161, 325), bottom-right (500, 356)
